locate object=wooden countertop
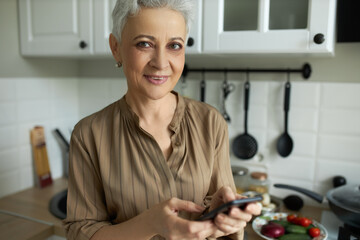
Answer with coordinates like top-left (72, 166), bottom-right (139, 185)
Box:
top-left (0, 177), bottom-right (68, 238)
top-left (0, 212), bottom-right (53, 240)
top-left (0, 177), bottom-right (329, 240)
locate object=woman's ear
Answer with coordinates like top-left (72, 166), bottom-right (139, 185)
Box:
top-left (109, 33), bottom-right (122, 62)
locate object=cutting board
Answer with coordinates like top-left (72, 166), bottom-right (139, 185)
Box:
top-left (30, 126), bottom-right (53, 188)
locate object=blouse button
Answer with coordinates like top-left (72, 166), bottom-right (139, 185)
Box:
top-left (175, 142), bottom-right (181, 146)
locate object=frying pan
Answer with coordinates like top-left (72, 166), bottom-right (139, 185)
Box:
top-left (274, 182), bottom-right (360, 228)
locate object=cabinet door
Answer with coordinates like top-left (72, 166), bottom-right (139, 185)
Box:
top-left (18, 0), bottom-right (92, 56)
top-left (93, 0), bottom-right (116, 55)
top-left (203, 0), bottom-right (336, 55)
top-left (185, 0), bottom-right (202, 54)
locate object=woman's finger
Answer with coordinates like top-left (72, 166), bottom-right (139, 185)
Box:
top-left (229, 207), bottom-right (253, 222)
top-left (175, 217), bottom-right (217, 239)
top-left (244, 202), bottom-right (262, 215)
top-left (167, 197), bottom-right (205, 213)
top-left (219, 186), bottom-right (236, 202)
top-left (214, 213), bottom-right (247, 235)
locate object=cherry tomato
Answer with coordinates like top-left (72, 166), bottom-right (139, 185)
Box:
top-left (299, 217), bottom-right (312, 227)
top-left (309, 227), bottom-right (321, 237)
top-left (287, 214), bottom-right (297, 223)
top-left (292, 217), bottom-right (302, 225)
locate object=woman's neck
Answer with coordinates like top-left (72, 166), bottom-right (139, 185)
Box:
top-left (125, 92), bottom-right (177, 124)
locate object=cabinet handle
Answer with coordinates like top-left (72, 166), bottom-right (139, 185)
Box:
top-left (79, 41), bottom-right (87, 49)
top-left (187, 37), bottom-right (195, 47)
top-left (313, 34), bottom-right (325, 44)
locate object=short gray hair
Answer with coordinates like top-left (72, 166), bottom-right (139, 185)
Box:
top-left (111, 0), bottom-right (194, 42)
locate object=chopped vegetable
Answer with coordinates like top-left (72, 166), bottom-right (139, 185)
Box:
top-left (269, 220), bottom-right (290, 227)
top-left (286, 224), bottom-right (308, 234)
top-left (299, 217), bottom-right (312, 227)
top-left (287, 214), bottom-right (296, 223)
top-left (309, 227), bottom-right (321, 237)
top-left (261, 222), bottom-right (285, 238)
top-left (278, 233), bottom-right (311, 240)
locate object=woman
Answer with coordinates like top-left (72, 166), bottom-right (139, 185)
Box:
top-left (63, 0), bottom-right (261, 239)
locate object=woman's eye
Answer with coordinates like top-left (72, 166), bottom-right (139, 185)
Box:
top-left (137, 42), bottom-right (151, 48)
top-left (168, 43), bottom-right (182, 50)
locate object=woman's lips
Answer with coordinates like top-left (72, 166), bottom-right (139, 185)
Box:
top-left (144, 75), bottom-right (169, 85)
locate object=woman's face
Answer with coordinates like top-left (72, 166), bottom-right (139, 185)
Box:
top-left (110, 7), bottom-right (187, 101)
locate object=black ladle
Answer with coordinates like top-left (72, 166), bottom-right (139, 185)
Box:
top-left (277, 75), bottom-right (294, 157)
top-left (232, 76), bottom-right (258, 160)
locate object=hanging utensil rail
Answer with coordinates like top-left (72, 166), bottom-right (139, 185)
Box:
top-left (182, 63), bottom-right (311, 79)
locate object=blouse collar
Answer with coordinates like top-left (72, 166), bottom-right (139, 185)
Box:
top-left (118, 91), bottom-right (185, 133)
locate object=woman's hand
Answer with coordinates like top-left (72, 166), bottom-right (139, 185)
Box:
top-left (147, 197), bottom-right (218, 240)
top-left (208, 186), bottom-right (262, 238)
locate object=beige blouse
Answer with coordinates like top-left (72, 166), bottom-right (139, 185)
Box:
top-left (63, 92), bottom-right (242, 240)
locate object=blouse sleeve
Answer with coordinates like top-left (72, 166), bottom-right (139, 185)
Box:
top-left (206, 113), bottom-right (244, 240)
top-left (63, 124), bottom-right (111, 240)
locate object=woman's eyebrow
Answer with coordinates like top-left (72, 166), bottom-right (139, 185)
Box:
top-left (133, 35), bottom-right (184, 43)
top-left (170, 37), bottom-right (184, 43)
top-left (133, 35), bottom-right (156, 41)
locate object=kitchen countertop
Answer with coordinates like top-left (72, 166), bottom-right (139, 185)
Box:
top-left (0, 177), bottom-right (329, 240)
top-left (0, 178), bottom-right (68, 239)
top-left (0, 212), bottom-right (53, 240)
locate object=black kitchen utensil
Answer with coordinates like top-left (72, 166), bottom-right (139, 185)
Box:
top-left (54, 128), bottom-right (69, 151)
top-left (200, 70), bottom-right (206, 102)
top-left (54, 128), bottom-right (70, 178)
top-left (283, 194), bottom-right (304, 211)
top-left (232, 75), bottom-right (258, 160)
top-left (333, 175), bottom-right (347, 188)
top-left (221, 71), bottom-right (234, 122)
top-left (274, 177), bottom-right (360, 228)
top-left (277, 74), bottom-right (294, 157)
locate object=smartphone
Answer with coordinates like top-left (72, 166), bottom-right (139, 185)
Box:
top-left (197, 195), bottom-right (263, 221)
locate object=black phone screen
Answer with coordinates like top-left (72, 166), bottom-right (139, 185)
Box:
top-left (197, 195), bottom-right (263, 221)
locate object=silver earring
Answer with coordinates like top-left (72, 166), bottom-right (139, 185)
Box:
top-left (115, 62), bottom-right (122, 68)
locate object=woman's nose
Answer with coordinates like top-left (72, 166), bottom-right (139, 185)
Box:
top-left (149, 48), bottom-right (169, 70)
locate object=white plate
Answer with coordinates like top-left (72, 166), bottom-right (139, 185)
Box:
top-left (252, 212), bottom-right (328, 240)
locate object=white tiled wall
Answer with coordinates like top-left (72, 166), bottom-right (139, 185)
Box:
top-left (0, 78), bottom-right (79, 198)
top-left (1, 77), bottom-right (359, 206)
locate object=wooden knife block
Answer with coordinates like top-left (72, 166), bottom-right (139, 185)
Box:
top-left (30, 126), bottom-right (53, 188)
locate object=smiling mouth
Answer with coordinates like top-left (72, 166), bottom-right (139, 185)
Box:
top-left (144, 75), bottom-right (169, 85)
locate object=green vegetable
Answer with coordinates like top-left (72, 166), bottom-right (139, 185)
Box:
top-left (306, 223), bottom-right (316, 230)
top-left (269, 220), bottom-right (290, 227)
top-left (285, 224), bottom-right (307, 234)
top-left (278, 233), bottom-right (311, 240)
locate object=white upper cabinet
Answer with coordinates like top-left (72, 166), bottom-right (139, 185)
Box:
top-left (18, 0), bottom-right (337, 57)
top-left (93, 0), bottom-right (116, 56)
top-left (203, 0), bottom-right (337, 55)
top-left (185, 0), bottom-right (202, 54)
top-left (18, 0), bottom-right (92, 56)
